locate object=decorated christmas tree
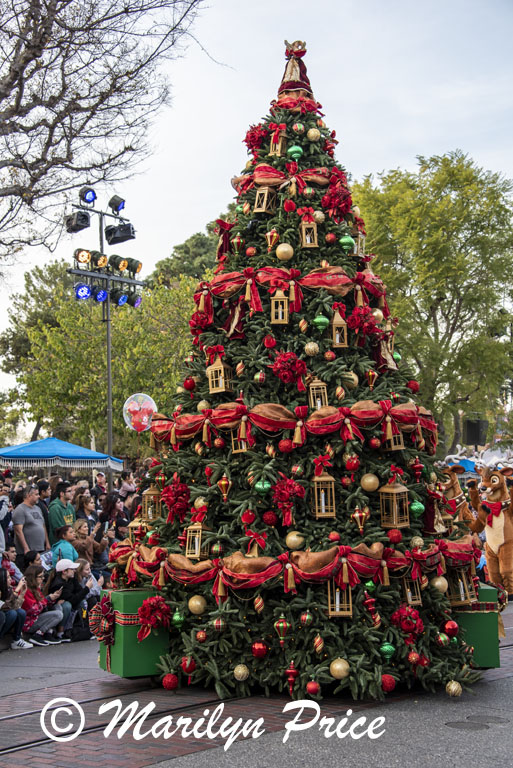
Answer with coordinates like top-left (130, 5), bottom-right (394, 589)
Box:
top-left (111, 41), bottom-right (482, 700)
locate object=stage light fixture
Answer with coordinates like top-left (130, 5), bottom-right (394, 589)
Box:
top-left (91, 285), bottom-right (108, 303)
top-left (79, 187), bottom-right (96, 205)
top-left (75, 283), bottom-right (91, 300)
top-left (109, 254), bottom-right (128, 272)
top-left (127, 292), bottom-right (143, 308)
top-left (91, 251), bottom-right (108, 268)
top-left (111, 288), bottom-right (128, 306)
top-left (126, 258), bottom-right (142, 274)
top-left (65, 211), bottom-right (90, 234)
top-left (108, 194), bottom-right (125, 214)
top-left (104, 222), bottom-right (136, 245)
top-left (74, 248), bottom-right (91, 264)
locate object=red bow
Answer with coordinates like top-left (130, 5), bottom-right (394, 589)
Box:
top-left (313, 454), bottom-right (333, 476)
top-left (332, 302), bottom-right (346, 318)
top-left (297, 206), bottom-right (315, 222)
top-left (389, 465), bottom-right (404, 484)
top-left (245, 530), bottom-right (267, 554)
top-left (483, 501), bottom-right (504, 527)
top-left (205, 345), bottom-right (225, 365)
top-left (269, 122), bottom-right (286, 144)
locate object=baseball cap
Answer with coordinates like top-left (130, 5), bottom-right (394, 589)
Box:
top-left (56, 558), bottom-right (80, 572)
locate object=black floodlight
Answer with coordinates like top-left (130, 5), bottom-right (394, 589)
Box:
top-left (126, 258), bottom-right (142, 274)
top-left (91, 250), bottom-right (108, 268)
top-left (65, 211), bottom-right (90, 233)
top-left (104, 222), bottom-right (136, 245)
top-left (108, 254), bottom-right (128, 272)
top-left (74, 248), bottom-right (91, 265)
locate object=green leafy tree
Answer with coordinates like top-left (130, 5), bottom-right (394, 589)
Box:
top-left (352, 151), bottom-right (513, 452)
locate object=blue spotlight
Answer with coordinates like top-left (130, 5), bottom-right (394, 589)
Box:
top-left (111, 288), bottom-right (128, 306)
top-left (75, 283), bottom-right (91, 300)
top-left (79, 187), bottom-right (96, 204)
top-left (91, 285), bottom-right (108, 303)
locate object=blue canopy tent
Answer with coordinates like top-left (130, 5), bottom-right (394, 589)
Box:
top-left (0, 437), bottom-right (123, 471)
top-left (447, 458), bottom-right (476, 473)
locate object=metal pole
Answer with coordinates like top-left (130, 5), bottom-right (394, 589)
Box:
top-left (99, 213), bottom-right (114, 493)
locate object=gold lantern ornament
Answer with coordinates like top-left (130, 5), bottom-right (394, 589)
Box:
top-left (308, 377), bottom-right (328, 410)
top-left (379, 481), bottom-right (410, 528)
top-left (311, 471), bottom-right (336, 519)
top-left (402, 575), bottom-right (422, 606)
top-left (188, 595), bottom-right (207, 615)
top-left (185, 521), bottom-right (211, 560)
top-left (268, 130), bottom-right (287, 157)
top-left (206, 355), bottom-right (233, 394)
top-left (327, 580), bottom-right (352, 617)
top-left (231, 423), bottom-right (249, 454)
top-left (446, 568), bottom-right (477, 607)
top-left (285, 530), bottom-right (305, 549)
top-left (141, 484), bottom-right (162, 522)
top-left (128, 519), bottom-right (150, 545)
top-left (271, 289), bottom-right (289, 324)
top-left (331, 309), bottom-right (348, 348)
top-left (299, 219), bottom-right (319, 248)
top-left (253, 185), bottom-right (277, 214)
top-left (276, 243), bottom-right (294, 261)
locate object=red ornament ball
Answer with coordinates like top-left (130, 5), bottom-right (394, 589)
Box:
top-left (369, 437), bottom-right (382, 450)
top-left (284, 199), bottom-right (296, 213)
top-left (418, 654), bottom-right (430, 667)
top-left (278, 438), bottom-right (294, 454)
top-left (196, 630), bottom-right (207, 643)
top-left (263, 334), bottom-right (277, 349)
top-left (180, 656), bottom-right (196, 675)
top-left (252, 640), bottom-right (268, 658)
top-left (147, 533), bottom-right (160, 546)
top-left (162, 673), bottom-right (179, 690)
top-left (444, 620), bottom-right (459, 638)
top-left (246, 246), bottom-right (257, 257)
top-left (262, 510), bottom-right (279, 526)
top-left (306, 680), bottom-right (320, 696)
top-left (328, 531), bottom-right (341, 542)
top-left (214, 437), bottom-right (225, 449)
top-left (407, 651), bottom-right (420, 666)
top-left (345, 455), bottom-right (360, 471)
top-left (324, 350), bottom-right (336, 361)
top-left (387, 529), bottom-right (403, 544)
top-left (341, 476), bottom-right (353, 489)
top-left (381, 674), bottom-right (396, 693)
top-left (406, 380), bottom-right (420, 393)
top-left (325, 233), bottom-right (337, 244)
top-left (183, 376), bottom-right (196, 391)
top-left (241, 509), bottom-right (256, 525)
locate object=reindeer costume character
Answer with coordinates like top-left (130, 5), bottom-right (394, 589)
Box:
top-left (467, 462), bottom-right (513, 595)
top-left (439, 464), bottom-right (475, 528)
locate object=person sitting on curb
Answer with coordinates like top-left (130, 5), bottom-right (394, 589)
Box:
top-left (0, 567), bottom-right (33, 649)
top-left (45, 559), bottom-right (93, 640)
top-left (21, 565), bottom-right (63, 646)
top-left (51, 525), bottom-right (79, 568)
top-left (48, 483), bottom-right (75, 545)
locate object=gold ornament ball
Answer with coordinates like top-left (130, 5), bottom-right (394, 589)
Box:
top-left (194, 496), bottom-right (208, 510)
top-left (307, 127), bottom-right (321, 142)
top-left (430, 472), bottom-right (438, 483)
top-left (410, 536), bottom-right (424, 549)
top-left (299, 318), bottom-right (308, 333)
top-left (197, 400), bottom-right (211, 412)
top-left (344, 372), bottom-right (359, 390)
top-left (304, 341), bottom-right (320, 356)
top-left (372, 308), bottom-right (384, 324)
top-left (276, 243), bottom-right (294, 261)
top-left (329, 658), bottom-right (350, 679)
top-left (430, 575), bottom-right (449, 593)
top-left (352, 206), bottom-right (361, 217)
top-left (285, 530), bottom-right (305, 549)
top-left (313, 210), bottom-right (326, 224)
top-left (360, 473), bottom-right (380, 492)
top-left (176, 386), bottom-right (184, 394)
top-left (446, 680), bottom-right (462, 697)
top-left (188, 595), bottom-right (207, 615)
top-left (245, 160), bottom-right (253, 170)
top-left (335, 386), bottom-right (346, 401)
top-left (234, 664), bottom-right (250, 682)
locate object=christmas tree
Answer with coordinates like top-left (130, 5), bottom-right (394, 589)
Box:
top-left (114, 41), bottom-right (481, 700)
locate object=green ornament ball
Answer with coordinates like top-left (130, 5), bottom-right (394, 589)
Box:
top-left (172, 610), bottom-right (185, 629)
top-left (236, 204), bottom-right (244, 213)
top-left (450, 636), bottom-right (459, 645)
top-left (379, 642), bottom-right (396, 660)
top-left (254, 479), bottom-right (272, 495)
top-left (312, 315), bottom-right (330, 331)
top-left (410, 500), bottom-right (425, 517)
top-left (393, 351), bottom-right (402, 363)
top-left (339, 235), bottom-right (355, 253)
top-left (364, 580), bottom-right (376, 593)
top-left (287, 144), bottom-right (304, 160)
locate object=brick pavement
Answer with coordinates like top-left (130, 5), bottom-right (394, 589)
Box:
top-left (2, 634), bottom-right (512, 767)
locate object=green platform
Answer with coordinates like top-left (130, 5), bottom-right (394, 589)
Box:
top-left (456, 583), bottom-right (500, 669)
top-left (99, 588), bottom-right (169, 678)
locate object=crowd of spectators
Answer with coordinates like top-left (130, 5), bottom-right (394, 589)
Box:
top-left (0, 466), bottom-right (144, 652)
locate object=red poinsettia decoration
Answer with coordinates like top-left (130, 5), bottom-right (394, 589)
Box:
top-left (346, 306), bottom-right (379, 344)
top-left (272, 473), bottom-right (306, 526)
top-left (391, 604), bottom-right (424, 645)
top-left (161, 473), bottom-right (191, 525)
top-left (321, 168), bottom-right (352, 222)
top-left (189, 311), bottom-right (211, 346)
top-left (244, 123), bottom-right (269, 157)
top-left (270, 351), bottom-right (307, 392)
top-left (137, 596), bottom-right (171, 642)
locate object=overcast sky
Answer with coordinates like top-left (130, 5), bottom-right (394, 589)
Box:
top-left (1, 0), bottom-right (513, 394)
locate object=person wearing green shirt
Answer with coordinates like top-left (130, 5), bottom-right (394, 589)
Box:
top-left (48, 483), bottom-right (75, 545)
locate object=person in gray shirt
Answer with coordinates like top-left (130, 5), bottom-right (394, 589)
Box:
top-left (13, 487), bottom-right (50, 569)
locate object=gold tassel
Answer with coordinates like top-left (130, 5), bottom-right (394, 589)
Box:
top-left (386, 418), bottom-right (393, 441)
top-left (199, 293), bottom-right (205, 313)
top-left (290, 179), bottom-right (297, 197)
top-left (289, 283), bottom-right (296, 303)
top-left (202, 421), bottom-right (209, 443)
top-left (159, 560), bottom-right (166, 587)
top-left (239, 420), bottom-right (247, 439)
top-left (382, 564), bottom-right (390, 586)
top-left (440, 555), bottom-right (446, 574)
top-left (286, 565), bottom-right (295, 590)
top-left (245, 281), bottom-right (251, 302)
top-left (171, 426), bottom-right (177, 446)
top-left (378, 295), bottom-right (385, 308)
top-left (293, 422), bottom-right (302, 444)
top-left (342, 560), bottom-right (349, 584)
top-left (217, 579), bottom-right (226, 597)
top-left (355, 287), bottom-right (364, 306)
top-left (248, 541), bottom-right (258, 558)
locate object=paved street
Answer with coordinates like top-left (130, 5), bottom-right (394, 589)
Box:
top-left (1, 606), bottom-right (513, 768)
